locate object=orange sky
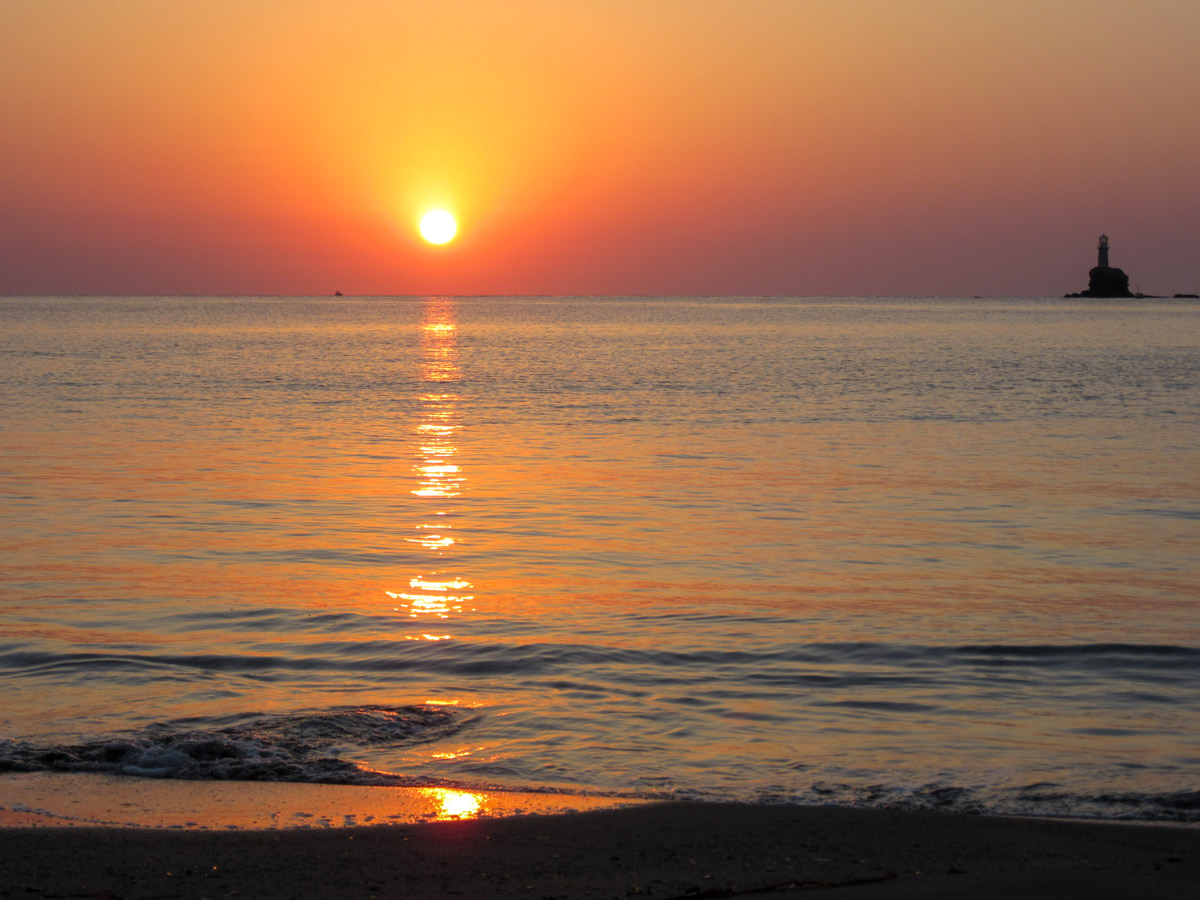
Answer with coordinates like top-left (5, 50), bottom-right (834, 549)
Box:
top-left (2, 1), bottom-right (1197, 296)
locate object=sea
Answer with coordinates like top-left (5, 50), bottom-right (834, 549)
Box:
top-left (1, 295), bottom-right (1198, 822)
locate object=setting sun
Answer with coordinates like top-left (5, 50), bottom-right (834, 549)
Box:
top-left (420, 210), bottom-right (457, 245)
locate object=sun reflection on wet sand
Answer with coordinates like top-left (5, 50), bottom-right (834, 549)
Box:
top-left (420, 786), bottom-right (485, 820)
top-left (0, 773), bottom-right (648, 828)
top-left (390, 297), bottom-right (474, 632)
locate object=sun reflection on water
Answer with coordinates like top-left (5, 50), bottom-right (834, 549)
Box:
top-left (387, 574), bottom-right (474, 619)
top-left (390, 297), bottom-right (474, 636)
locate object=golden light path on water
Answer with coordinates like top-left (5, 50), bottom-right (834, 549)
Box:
top-left (387, 297), bottom-right (474, 638)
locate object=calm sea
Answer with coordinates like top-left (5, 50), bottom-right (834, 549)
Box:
top-left (1, 296), bottom-right (1198, 821)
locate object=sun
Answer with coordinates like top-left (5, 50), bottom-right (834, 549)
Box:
top-left (420, 209), bottom-right (457, 245)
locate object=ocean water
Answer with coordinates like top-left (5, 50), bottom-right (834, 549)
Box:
top-left (1, 295), bottom-right (1198, 821)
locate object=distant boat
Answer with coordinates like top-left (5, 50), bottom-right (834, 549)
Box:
top-left (334, 291), bottom-right (343, 296)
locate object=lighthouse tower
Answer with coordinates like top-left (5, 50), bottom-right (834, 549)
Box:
top-left (1068, 233), bottom-right (1134, 297)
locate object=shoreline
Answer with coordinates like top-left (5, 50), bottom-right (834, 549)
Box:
top-left (0, 772), bottom-right (649, 829)
top-left (1, 799), bottom-right (1197, 899)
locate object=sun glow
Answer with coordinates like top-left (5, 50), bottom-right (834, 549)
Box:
top-left (419, 209), bottom-right (457, 244)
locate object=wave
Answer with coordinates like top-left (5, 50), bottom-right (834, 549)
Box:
top-left (3, 641), bottom-right (1197, 699)
top-left (4, 701), bottom-right (1200, 822)
top-left (0, 705), bottom-right (475, 785)
top-left (742, 781), bottom-right (1200, 824)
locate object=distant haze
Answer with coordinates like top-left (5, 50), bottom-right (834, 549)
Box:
top-left (2, 0), bottom-right (1197, 297)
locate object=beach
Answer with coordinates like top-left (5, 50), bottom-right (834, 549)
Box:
top-left (2, 800), bottom-right (1197, 899)
top-left (5, 0), bottom-right (1200, 883)
top-left (5, 2), bottom-right (1200, 892)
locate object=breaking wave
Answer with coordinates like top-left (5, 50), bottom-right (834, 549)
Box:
top-left (0, 705), bottom-right (476, 785)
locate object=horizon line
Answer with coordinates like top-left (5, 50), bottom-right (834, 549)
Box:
top-left (0, 291), bottom-right (1162, 301)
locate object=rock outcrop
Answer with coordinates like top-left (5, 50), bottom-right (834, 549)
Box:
top-left (1081, 264), bottom-right (1133, 298)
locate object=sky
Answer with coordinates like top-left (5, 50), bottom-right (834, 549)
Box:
top-left (2, 0), bottom-right (1198, 297)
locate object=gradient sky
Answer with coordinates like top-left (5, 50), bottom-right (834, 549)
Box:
top-left (2, 0), bottom-right (1197, 297)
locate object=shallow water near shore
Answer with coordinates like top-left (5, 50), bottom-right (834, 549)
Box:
top-left (2, 296), bottom-right (1198, 822)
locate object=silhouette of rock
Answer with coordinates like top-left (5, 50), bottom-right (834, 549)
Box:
top-left (1083, 264), bottom-right (1133, 298)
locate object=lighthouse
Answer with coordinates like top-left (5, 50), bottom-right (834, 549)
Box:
top-left (1069, 233), bottom-right (1132, 298)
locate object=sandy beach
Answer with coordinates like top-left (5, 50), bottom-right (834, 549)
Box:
top-left (2, 794), bottom-right (1197, 899)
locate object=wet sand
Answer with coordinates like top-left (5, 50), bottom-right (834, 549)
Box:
top-left (1, 789), bottom-right (1197, 899)
top-left (0, 772), bottom-right (646, 829)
